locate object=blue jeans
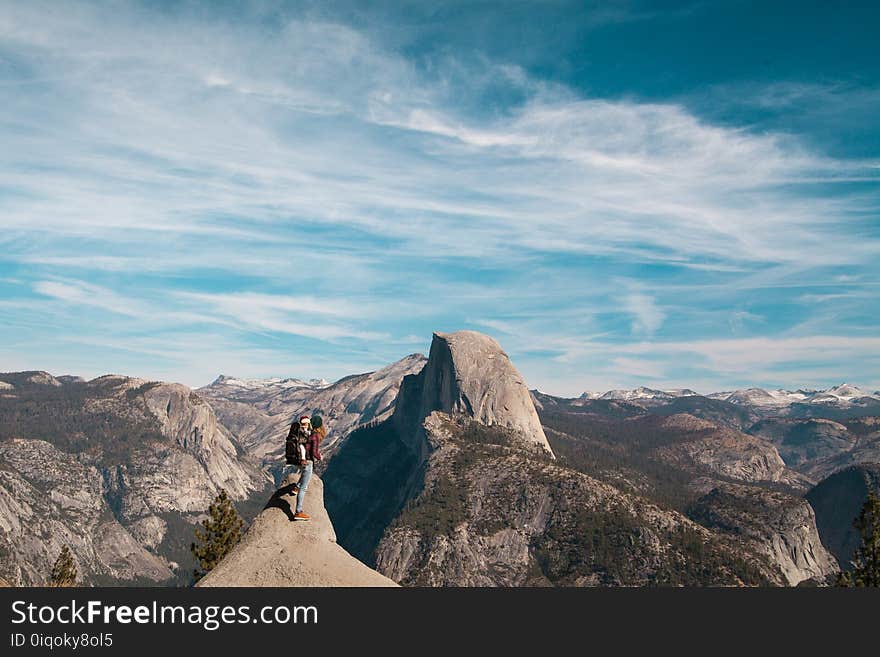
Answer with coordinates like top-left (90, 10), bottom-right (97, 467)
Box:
top-left (292, 461), bottom-right (313, 513)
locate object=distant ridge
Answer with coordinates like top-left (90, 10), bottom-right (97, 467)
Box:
top-left (576, 384), bottom-right (879, 409)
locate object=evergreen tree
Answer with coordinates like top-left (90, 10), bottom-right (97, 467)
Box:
top-left (838, 492), bottom-right (880, 587)
top-left (190, 489), bottom-right (245, 582)
top-left (50, 545), bottom-right (77, 587)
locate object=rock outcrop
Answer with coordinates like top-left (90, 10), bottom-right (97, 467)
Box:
top-left (197, 475), bottom-right (396, 587)
top-left (393, 331), bottom-right (553, 456)
top-left (687, 481), bottom-right (838, 585)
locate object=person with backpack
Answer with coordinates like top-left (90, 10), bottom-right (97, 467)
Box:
top-left (283, 413), bottom-right (324, 521)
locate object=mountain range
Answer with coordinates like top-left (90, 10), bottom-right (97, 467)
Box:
top-left (579, 384), bottom-right (880, 409)
top-left (197, 354), bottom-right (427, 468)
top-left (323, 334), bottom-right (839, 586)
top-left (1, 331), bottom-right (878, 587)
top-left (0, 373), bottom-right (267, 585)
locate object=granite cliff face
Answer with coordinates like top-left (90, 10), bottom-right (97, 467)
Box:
top-left (0, 372), bottom-right (267, 585)
top-left (0, 438), bottom-right (172, 586)
top-left (197, 475), bottom-right (396, 587)
top-left (104, 380), bottom-right (261, 518)
top-left (393, 332), bottom-right (553, 456)
top-left (751, 417), bottom-right (880, 481)
top-left (750, 417), bottom-right (854, 476)
top-left (325, 330), bottom-right (558, 568)
top-left (687, 481), bottom-right (838, 585)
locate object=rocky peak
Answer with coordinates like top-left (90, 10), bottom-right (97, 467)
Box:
top-left (394, 331), bottom-right (553, 456)
top-left (197, 475), bottom-right (396, 587)
top-left (0, 371), bottom-right (62, 388)
top-left (134, 382), bottom-right (260, 502)
top-left (27, 371), bottom-right (62, 387)
top-left (208, 374), bottom-right (330, 391)
top-left (821, 383), bottom-right (871, 400)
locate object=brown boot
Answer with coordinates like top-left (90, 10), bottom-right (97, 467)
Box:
top-left (293, 512), bottom-right (311, 521)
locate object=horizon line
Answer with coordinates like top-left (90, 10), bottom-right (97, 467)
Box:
top-left (2, 364), bottom-right (877, 400)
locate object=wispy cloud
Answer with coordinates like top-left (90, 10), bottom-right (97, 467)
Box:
top-left (519, 334), bottom-right (880, 396)
top-left (621, 292), bottom-right (665, 336)
top-left (0, 1), bottom-right (877, 393)
top-left (617, 335), bottom-right (880, 374)
top-left (174, 292), bottom-right (389, 341)
top-left (33, 280), bottom-right (148, 318)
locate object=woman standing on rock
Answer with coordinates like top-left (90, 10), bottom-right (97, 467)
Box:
top-left (284, 414), bottom-right (324, 521)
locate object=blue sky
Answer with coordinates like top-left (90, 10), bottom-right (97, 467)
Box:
top-left (1, 0), bottom-right (878, 396)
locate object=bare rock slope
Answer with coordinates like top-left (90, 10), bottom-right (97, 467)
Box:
top-left (0, 372), bottom-right (267, 585)
top-left (394, 331), bottom-right (553, 456)
top-left (0, 438), bottom-right (172, 586)
top-left (653, 414), bottom-right (812, 490)
top-left (373, 413), bottom-right (781, 586)
top-left (198, 475), bottom-right (396, 587)
top-left (688, 480), bottom-right (838, 585)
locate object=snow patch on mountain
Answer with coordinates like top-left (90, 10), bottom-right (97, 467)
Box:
top-left (210, 375), bottom-right (330, 391)
top-left (581, 387), bottom-right (699, 402)
top-left (583, 384), bottom-right (878, 408)
top-left (721, 384), bottom-right (878, 407)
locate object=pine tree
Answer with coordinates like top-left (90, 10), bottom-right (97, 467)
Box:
top-left (190, 489), bottom-right (245, 582)
top-left (838, 492), bottom-right (880, 587)
top-left (50, 545), bottom-right (77, 587)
